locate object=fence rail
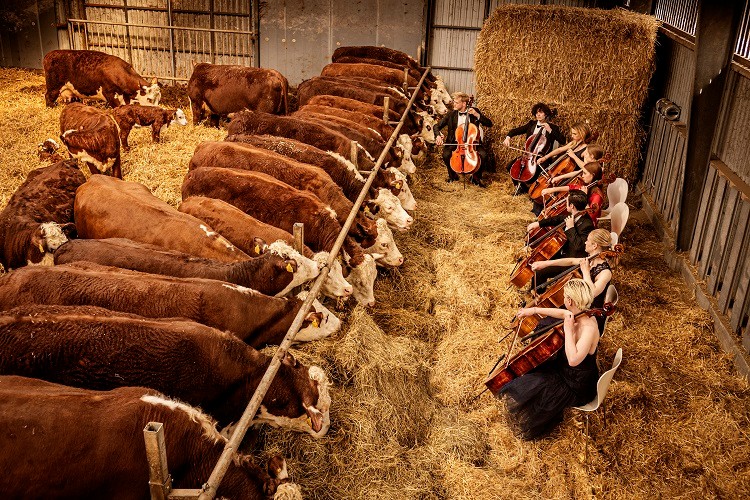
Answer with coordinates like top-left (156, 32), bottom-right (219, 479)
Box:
top-left (67, 18), bottom-right (256, 82)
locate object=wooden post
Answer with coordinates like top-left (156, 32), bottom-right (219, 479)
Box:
top-left (403, 67), bottom-right (409, 94)
top-left (292, 223), bottom-right (304, 295)
top-left (383, 96), bottom-right (390, 123)
top-left (350, 141), bottom-right (359, 168)
top-left (144, 422), bottom-right (171, 500)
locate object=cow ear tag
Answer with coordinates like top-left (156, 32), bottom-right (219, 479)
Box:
top-left (37, 242), bottom-right (44, 253)
top-left (395, 181), bottom-right (402, 189)
top-left (254, 244), bottom-right (260, 254)
top-left (312, 318), bottom-right (319, 328)
top-left (364, 205), bottom-right (370, 214)
top-left (286, 263), bottom-right (294, 272)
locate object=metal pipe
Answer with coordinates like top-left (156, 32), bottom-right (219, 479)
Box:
top-left (196, 66), bottom-right (433, 500)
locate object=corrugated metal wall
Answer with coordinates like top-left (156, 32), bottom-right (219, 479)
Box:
top-left (643, 16), bottom-right (750, 344)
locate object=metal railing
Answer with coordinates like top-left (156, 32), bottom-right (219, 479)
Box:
top-left (67, 18), bottom-right (256, 82)
top-left (654, 0), bottom-right (699, 36)
top-left (143, 66), bottom-right (432, 500)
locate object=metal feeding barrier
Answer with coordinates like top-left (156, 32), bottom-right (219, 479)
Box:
top-left (143, 66), bottom-right (432, 500)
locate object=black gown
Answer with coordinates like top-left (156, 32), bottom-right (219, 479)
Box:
top-left (499, 327), bottom-right (599, 440)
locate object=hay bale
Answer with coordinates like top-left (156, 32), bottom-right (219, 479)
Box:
top-left (475, 5), bottom-right (658, 181)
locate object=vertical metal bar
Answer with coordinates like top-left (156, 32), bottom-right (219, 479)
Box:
top-left (143, 422), bottom-right (172, 500)
top-left (36, 0), bottom-right (45, 65)
top-left (383, 96), bottom-right (390, 123)
top-left (210, 0), bottom-right (215, 63)
top-left (168, 0), bottom-right (176, 84)
top-left (253, 0), bottom-right (259, 67)
top-left (350, 141), bottom-right (359, 168)
top-left (122, 0), bottom-right (133, 63)
top-left (677, 0), bottom-right (744, 250)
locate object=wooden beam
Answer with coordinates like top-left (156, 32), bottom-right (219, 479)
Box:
top-left (677, 0), bottom-right (744, 251)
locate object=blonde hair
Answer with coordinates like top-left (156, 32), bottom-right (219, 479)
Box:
top-left (586, 144), bottom-right (604, 160)
top-left (451, 92), bottom-right (470, 103)
top-left (571, 122), bottom-right (593, 143)
top-left (564, 278), bottom-right (593, 310)
top-left (588, 228), bottom-right (611, 249)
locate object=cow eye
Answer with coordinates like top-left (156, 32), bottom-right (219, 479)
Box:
top-left (426, 125), bottom-right (432, 131)
top-left (381, 242), bottom-right (389, 249)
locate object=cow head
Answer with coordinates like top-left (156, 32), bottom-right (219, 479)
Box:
top-left (252, 352), bottom-right (332, 438)
top-left (394, 134), bottom-right (417, 174)
top-left (386, 167), bottom-right (416, 211)
top-left (351, 213), bottom-right (378, 249)
top-left (267, 241), bottom-right (320, 297)
top-left (27, 222), bottom-right (74, 267)
top-left (416, 111), bottom-right (437, 144)
top-left (314, 251), bottom-right (352, 298)
top-left (171, 108), bottom-right (188, 127)
top-left (364, 218), bottom-right (403, 267)
top-left (295, 291), bottom-right (342, 341)
top-left (365, 188), bottom-right (413, 231)
top-left (343, 252), bottom-right (381, 306)
top-left (434, 76), bottom-right (452, 105)
top-left (135, 78), bottom-right (161, 106)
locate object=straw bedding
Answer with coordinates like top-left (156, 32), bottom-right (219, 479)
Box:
top-left (474, 5), bottom-right (659, 182)
top-left (1, 68), bottom-right (749, 498)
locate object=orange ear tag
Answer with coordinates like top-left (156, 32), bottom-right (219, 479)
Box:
top-left (38, 242), bottom-right (44, 253)
top-left (312, 318), bottom-right (319, 328)
top-left (254, 244), bottom-right (260, 254)
top-left (286, 263), bottom-right (294, 272)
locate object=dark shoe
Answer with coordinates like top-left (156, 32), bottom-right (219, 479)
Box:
top-left (446, 177), bottom-right (457, 183)
top-left (471, 178), bottom-right (487, 188)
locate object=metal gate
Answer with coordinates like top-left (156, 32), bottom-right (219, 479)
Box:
top-left (67, 0), bottom-right (258, 83)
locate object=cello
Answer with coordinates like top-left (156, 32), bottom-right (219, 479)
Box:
top-left (449, 95), bottom-right (481, 178)
top-left (484, 303), bottom-right (616, 395)
top-left (510, 125), bottom-right (547, 184)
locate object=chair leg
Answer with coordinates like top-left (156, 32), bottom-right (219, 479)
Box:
top-left (584, 413), bottom-right (590, 465)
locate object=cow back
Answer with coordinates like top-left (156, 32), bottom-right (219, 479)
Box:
top-left (74, 175), bottom-right (249, 262)
top-left (322, 62), bottom-right (419, 89)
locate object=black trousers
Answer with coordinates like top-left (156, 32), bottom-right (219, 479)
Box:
top-left (443, 145), bottom-right (488, 181)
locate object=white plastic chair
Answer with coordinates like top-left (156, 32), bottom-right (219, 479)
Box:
top-left (599, 178), bottom-right (628, 220)
top-left (600, 284), bottom-right (619, 338)
top-left (573, 348), bottom-right (623, 464)
top-left (608, 202), bottom-right (630, 242)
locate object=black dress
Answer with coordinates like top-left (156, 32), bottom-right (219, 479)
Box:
top-left (499, 334), bottom-right (599, 440)
top-left (590, 261), bottom-right (612, 334)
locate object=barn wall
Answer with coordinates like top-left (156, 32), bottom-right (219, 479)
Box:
top-left (259, 0), bottom-right (428, 86)
top-left (0, 0), bottom-right (59, 69)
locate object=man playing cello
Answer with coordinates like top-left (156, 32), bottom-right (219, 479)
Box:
top-left (435, 92), bottom-right (493, 187)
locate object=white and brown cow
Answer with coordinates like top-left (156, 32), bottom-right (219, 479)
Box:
top-left (178, 196), bottom-right (353, 299)
top-left (53, 237), bottom-right (319, 297)
top-left (75, 175), bottom-right (248, 262)
top-left (331, 45), bottom-right (434, 83)
top-left (0, 264), bottom-right (340, 348)
top-left (60, 102), bottom-right (122, 178)
top-left (43, 49), bottom-right (160, 108)
top-left (0, 304), bottom-right (332, 436)
top-left (182, 167), bottom-right (381, 306)
top-left (0, 160), bottom-right (83, 271)
top-left (188, 63), bottom-right (288, 126)
top-left (112, 104), bottom-right (187, 149)
top-left (0, 375), bottom-right (295, 498)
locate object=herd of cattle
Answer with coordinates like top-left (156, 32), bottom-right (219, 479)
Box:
top-left (0, 46), bottom-right (452, 498)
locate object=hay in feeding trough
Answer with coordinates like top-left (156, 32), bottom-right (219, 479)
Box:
top-left (474, 5), bottom-right (658, 182)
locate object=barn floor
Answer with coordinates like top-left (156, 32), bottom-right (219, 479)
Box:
top-left (1, 68), bottom-right (749, 499)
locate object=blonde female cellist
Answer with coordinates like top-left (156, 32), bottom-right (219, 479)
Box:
top-left (499, 279), bottom-right (600, 440)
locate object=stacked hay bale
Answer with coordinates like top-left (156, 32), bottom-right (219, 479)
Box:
top-left (475, 5), bottom-right (659, 182)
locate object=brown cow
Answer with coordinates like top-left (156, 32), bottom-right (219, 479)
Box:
top-left (307, 94), bottom-right (400, 123)
top-left (223, 134), bottom-right (416, 210)
top-left (53, 237), bottom-right (320, 297)
top-left (0, 160), bottom-right (82, 271)
top-left (0, 375), bottom-right (294, 498)
top-left (298, 103), bottom-right (394, 139)
top-left (0, 303), bottom-right (332, 435)
top-left (182, 167), bottom-right (381, 305)
top-left (43, 49), bottom-right (161, 108)
top-left (178, 197), bottom-right (354, 299)
top-left (189, 141), bottom-right (399, 240)
top-left (0, 263), bottom-right (340, 348)
top-left (332, 45), bottom-right (434, 83)
top-left (322, 62), bottom-right (420, 90)
top-left (60, 102), bottom-right (122, 178)
top-left (226, 110), bottom-right (376, 170)
top-left (334, 55), bottom-right (426, 85)
top-left (187, 63), bottom-right (289, 126)
top-left (75, 175), bottom-right (248, 262)
top-left (112, 104), bottom-right (188, 149)
top-left (297, 76), bottom-right (409, 115)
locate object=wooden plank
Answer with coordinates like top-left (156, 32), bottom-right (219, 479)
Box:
top-left (730, 249), bottom-right (750, 335)
top-left (642, 108), bottom-right (661, 185)
top-left (655, 124), bottom-right (679, 210)
top-left (690, 167), bottom-right (719, 263)
top-left (669, 136), bottom-right (688, 233)
top-left (663, 131), bottom-right (683, 223)
top-left (697, 175), bottom-right (728, 278)
top-left (706, 187), bottom-right (738, 295)
top-left (718, 200), bottom-right (750, 313)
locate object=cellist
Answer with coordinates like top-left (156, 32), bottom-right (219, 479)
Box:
top-left (502, 102), bottom-right (566, 187)
top-left (531, 228), bottom-right (614, 334)
top-left (435, 92), bottom-right (493, 187)
top-left (499, 279), bottom-right (600, 440)
top-left (534, 148), bottom-right (605, 218)
top-left (526, 189), bottom-right (594, 260)
top-left (537, 122), bottom-right (593, 166)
